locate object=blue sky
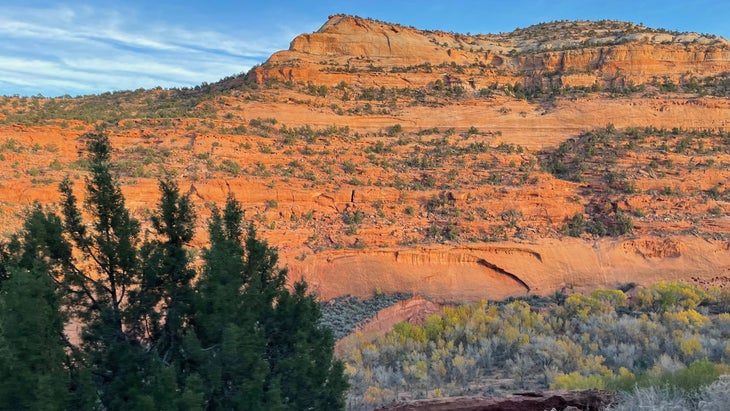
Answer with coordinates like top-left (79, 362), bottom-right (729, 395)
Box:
top-left (2, 1), bottom-right (728, 97)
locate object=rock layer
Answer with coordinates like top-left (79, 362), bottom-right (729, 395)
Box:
top-left (286, 235), bottom-right (730, 302)
top-left (375, 390), bottom-right (615, 411)
top-left (251, 15), bottom-right (730, 91)
top-left (1, 16), bottom-right (730, 307)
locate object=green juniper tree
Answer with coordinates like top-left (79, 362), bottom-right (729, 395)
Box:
top-left (191, 195), bottom-right (275, 410)
top-left (266, 280), bottom-right (348, 410)
top-left (0, 206), bottom-right (70, 411)
top-left (56, 131), bottom-right (155, 408)
top-left (0, 266), bottom-right (70, 411)
top-left (131, 177), bottom-right (205, 410)
top-left (132, 177), bottom-right (197, 364)
top-left (191, 194), bottom-right (348, 410)
top-left (0, 241), bottom-right (9, 286)
top-left (0, 129), bottom-right (347, 410)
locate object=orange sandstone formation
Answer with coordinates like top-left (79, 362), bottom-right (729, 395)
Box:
top-left (1, 15), bottom-right (729, 307)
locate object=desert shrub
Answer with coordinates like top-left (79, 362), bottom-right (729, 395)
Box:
top-left (341, 160), bottom-right (357, 174)
top-left (562, 213), bottom-right (585, 237)
top-left (319, 293), bottom-right (412, 339)
top-left (343, 284), bottom-right (730, 410)
top-left (342, 210), bottom-right (365, 225)
top-left (636, 281), bottom-right (710, 312)
top-left (607, 369), bottom-right (728, 411)
top-left (698, 375), bottom-right (730, 411)
top-left (607, 386), bottom-right (691, 411)
top-left (387, 124), bottom-right (403, 136)
top-left (218, 159), bottom-right (241, 175)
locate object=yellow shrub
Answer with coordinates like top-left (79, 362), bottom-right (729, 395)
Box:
top-left (590, 289), bottom-right (628, 308)
top-left (680, 335), bottom-right (703, 357)
top-left (551, 371), bottom-right (607, 390)
top-left (364, 386), bottom-right (384, 405)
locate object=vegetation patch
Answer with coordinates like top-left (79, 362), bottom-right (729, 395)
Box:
top-left (343, 281), bottom-right (730, 410)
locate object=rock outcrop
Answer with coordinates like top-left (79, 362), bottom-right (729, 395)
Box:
top-left (375, 390), bottom-right (615, 411)
top-left (287, 235), bottom-right (730, 302)
top-left (250, 15), bottom-right (730, 91)
top-left (1, 15), bottom-right (729, 310)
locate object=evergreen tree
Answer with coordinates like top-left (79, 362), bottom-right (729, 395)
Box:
top-left (0, 206), bottom-right (70, 410)
top-left (56, 130), bottom-right (154, 408)
top-left (7, 203), bottom-right (71, 279)
top-left (267, 281), bottom-right (348, 410)
top-left (0, 242), bottom-right (9, 286)
top-left (193, 194), bottom-right (248, 344)
top-left (0, 266), bottom-right (70, 410)
top-left (192, 194), bottom-right (273, 410)
top-left (191, 194), bottom-right (347, 410)
top-left (58, 131), bottom-right (141, 335)
top-left (132, 177), bottom-right (196, 365)
top-left (131, 178), bottom-right (205, 411)
top-left (0, 131), bottom-right (347, 410)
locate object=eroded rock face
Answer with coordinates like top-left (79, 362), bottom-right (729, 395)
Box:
top-left (251, 15), bottom-right (730, 91)
top-left (286, 235), bottom-right (730, 302)
top-left (1, 16), bottom-right (730, 306)
top-left (356, 296), bottom-right (440, 334)
top-left (375, 390), bottom-right (615, 411)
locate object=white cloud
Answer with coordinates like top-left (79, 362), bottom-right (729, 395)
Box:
top-left (0, 4), bottom-right (288, 96)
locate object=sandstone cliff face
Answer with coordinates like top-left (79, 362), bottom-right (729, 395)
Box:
top-left (1, 16), bottom-right (730, 311)
top-left (288, 15), bottom-right (439, 63)
top-left (286, 235), bottom-right (730, 302)
top-left (251, 15), bottom-right (730, 90)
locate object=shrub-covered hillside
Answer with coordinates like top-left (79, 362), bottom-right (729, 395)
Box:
top-left (342, 282), bottom-right (730, 410)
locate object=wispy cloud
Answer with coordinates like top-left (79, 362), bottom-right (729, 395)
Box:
top-left (0, 4), bottom-right (287, 96)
